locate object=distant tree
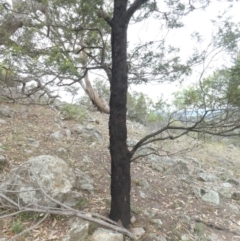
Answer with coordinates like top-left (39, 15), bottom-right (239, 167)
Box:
top-left (127, 91), bottom-right (153, 123)
top-left (173, 55), bottom-right (240, 111)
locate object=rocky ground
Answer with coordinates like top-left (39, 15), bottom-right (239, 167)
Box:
top-left (0, 102), bottom-right (240, 241)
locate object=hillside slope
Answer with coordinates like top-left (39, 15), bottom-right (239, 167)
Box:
top-left (0, 102), bottom-right (240, 241)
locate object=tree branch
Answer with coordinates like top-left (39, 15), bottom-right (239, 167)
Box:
top-left (125, 0), bottom-right (149, 22)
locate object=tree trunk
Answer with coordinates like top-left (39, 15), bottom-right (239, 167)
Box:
top-left (109, 1), bottom-right (131, 228)
top-left (79, 72), bottom-right (110, 114)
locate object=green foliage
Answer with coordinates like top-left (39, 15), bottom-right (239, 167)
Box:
top-left (127, 91), bottom-right (150, 123)
top-left (173, 55), bottom-right (240, 110)
top-left (11, 219), bottom-right (24, 234)
top-left (61, 103), bottom-right (87, 122)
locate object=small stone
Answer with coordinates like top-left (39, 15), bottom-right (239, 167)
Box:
top-left (143, 209), bottom-right (157, 218)
top-left (85, 124), bottom-right (95, 130)
top-left (0, 147), bottom-right (5, 152)
top-left (151, 219), bottom-right (163, 228)
top-left (207, 234), bottom-right (219, 241)
top-left (197, 172), bottom-right (217, 182)
top-left (201, 190), bottom-right (220, 205)
top-left (130, 215), bottom-right (136, 224)
top-left (92, 228), bottom-right (123, 241)
top-left (49, 130), bottom-right (64, 141)
top-left (81, 183), bottom-right (94, 191)
top-left (148, 234), bottom-right (167, 241)
top-left (0, 118), bottom-right (7, 125)
top-left (221, 182), bottom-right (233, 188)
top-left (72, 124), bottom-right (84, 134)
top-left (0, 106), bottom-right (16, 118)
top-left (228, 144), bottom-right (236, 149)
top-left (26, 138), bottom-right (40, 148)
top-left (181, 234), bottom-right (190, 241)
top-left (229, 204), bottom-right (239, 213)
top-left (231, 192), bottom-right (240, 200)
top-left (151, 163), bottom-right (163, 172)
top-left (227, 178), bottom-right (240, 186)
top-left (64, 129), bottom-right (71, 139)
top-left (139, 191), bottom-right (147, 199)
top-left (0, 154), bottom-right (6, 164)
top-left (63, 219), bottom-right (89, 241)
top-left (57, 147), bottom-right (68, 154)
top-left (130, 227), bottom-right (145, 239)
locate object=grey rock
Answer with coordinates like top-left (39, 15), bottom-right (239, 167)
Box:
top-left (201, 190), bottom-right (220, 205)
top-left (127, 138), bottom-right (137, 147)
top-left (181, 235), bottom-right (190, 241)
top-left (57, 147), bottom-right (68, 154)
top-left (72, 124), bottom-right (84, 134)
top-left (143, 209), bottom-right (157, 218)
top-left (92, 228), bottom-right (123, 241)
top-left (207, 234), bottom-right (220, 241)
top-left (228, 144), bottom-right (236, 149)
top-left (189, 157), bottom-right (201, 167)
top-left (130, 227), bottom-right (145, 239)
top-left (150, 163), bottom-right (163, 172)
top-left (0, 147), bottom-right (5, 152)
top-left (164, 159), bottom-right (190, 175)
top-left (63, 219), bottom-right (89, 241)
top-left (229, 204), bottom-right (239, 213)
top-left (130, 215), bottom-right (137, 224)
top-left (81, 183), bottom-right (94, 192)
top-left (85, 124), bottom-right (102, 140)
top-left (146, 154), bottom-right (160, 163)
top-left (51, 99), bottom-right (64, 110)
top-left (26, 138), bottom-right (40, 148)
top-left (85, 123), bottom-right (95, 130)
top-left (49, 130), bottom-right (64, 140)
top-left (139, 179), bottom-right (150, 189)
top-left (227, 178), bottom-right (240, 186)
top-left (231, 192), bottom-right (240, 200)
top-left (139, 191), bottom-right (147, 199)
top-left (197, 172), bottom-right (217, 182)
top-left (24, 149), bottom-right (33, 154)
top-left (0, 154), bottom-right (6, 164)
top-left (0, 118), bottom-right (7, 125)
top-left (0, 106), bottom-right (16, 118)
top-left (75, 168), bottom-right (94, 188)
top-left (219, 186), bottom-right (233, 199)
top-left (64, 129), bottom-right (71, 139)
top-left (221, 182), bottom-right (233, 188)
top-left (0, 155), bottom-right (76, 207)
top-left (148, 234), bottom-right (167, 241)
top-left (151, 219), bottom-right (163, 228)
top-left (63, 191), bottom-right (83, 207)
top-left (82, 156), bottom-right (92, 163)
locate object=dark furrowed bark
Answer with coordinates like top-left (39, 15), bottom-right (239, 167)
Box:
top-left (109, 0), bottom-right (131, 228)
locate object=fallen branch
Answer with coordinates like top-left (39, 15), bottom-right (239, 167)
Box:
top-left (0, 166), bottom-right (136, 239)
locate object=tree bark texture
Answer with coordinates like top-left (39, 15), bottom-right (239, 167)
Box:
top-left (109, 0), bottom-right (131, 228)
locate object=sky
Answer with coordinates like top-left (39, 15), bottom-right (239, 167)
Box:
top-left (126, 0), bottom-right (240, 103)
top-left (67, 0), bottom-right (240, 105)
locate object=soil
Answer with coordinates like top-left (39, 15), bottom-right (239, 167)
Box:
top-left (0, 102), bottom-right (240, 241)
